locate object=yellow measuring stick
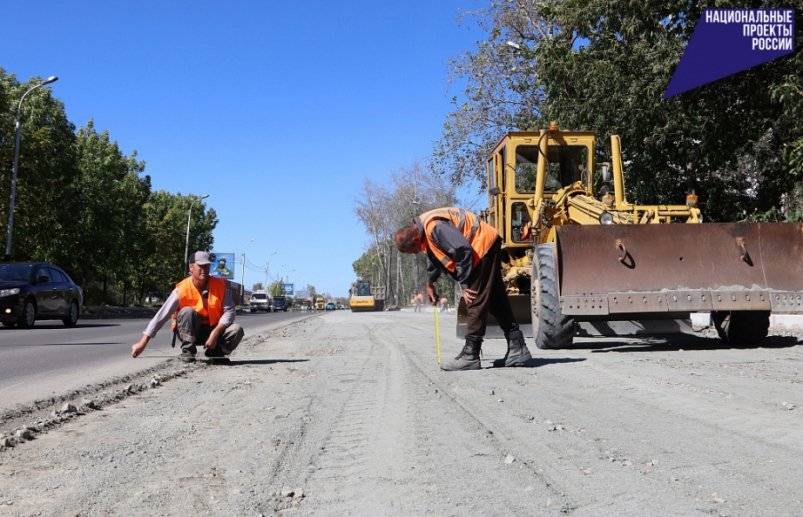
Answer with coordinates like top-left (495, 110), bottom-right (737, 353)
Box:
top-left (433, 304), bottom-right (441, 366)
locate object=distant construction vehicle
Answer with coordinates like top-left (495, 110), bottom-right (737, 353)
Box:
top-left (314, 295), bottom-right (326, 311)
top-left (349, 279), bottom-right (385, 312)
top-left (459, 122), bottom-right (803, 348)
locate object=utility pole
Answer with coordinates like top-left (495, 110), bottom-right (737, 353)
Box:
top-left (241, 253), bottom-right (246, 289)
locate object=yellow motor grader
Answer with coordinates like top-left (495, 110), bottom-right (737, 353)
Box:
top-left (459, 123), bottom-right (803, 348)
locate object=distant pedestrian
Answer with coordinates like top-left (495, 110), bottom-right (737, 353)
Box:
top-left (394, 207), bottom-right (532, 371)
top-left (439, 296), bottom-right (448, 312)
top-left (414, 292), bottom-right (424, 312)
top-left (131, 251), bottom-right (245, 363)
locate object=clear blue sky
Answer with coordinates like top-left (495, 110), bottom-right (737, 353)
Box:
top-left (5, 1), bottom-right (485, 296)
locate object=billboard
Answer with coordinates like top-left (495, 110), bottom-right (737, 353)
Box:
top-left (210, 252), bottom-right (235, 279)
top-left (282, 283), bottom-right (294, 296)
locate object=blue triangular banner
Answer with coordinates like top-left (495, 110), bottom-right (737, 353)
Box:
top-left (665, 8), bottom-right (796, 98)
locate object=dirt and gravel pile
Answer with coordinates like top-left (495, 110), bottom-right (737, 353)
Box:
top-left (0, 311), bottom-right (801, 515)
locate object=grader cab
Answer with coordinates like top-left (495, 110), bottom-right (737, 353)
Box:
top-left (464, 123), bottom-right (803, 348)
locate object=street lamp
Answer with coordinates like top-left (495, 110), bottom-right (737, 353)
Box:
top-left (184, 194), bottom-right (210, 273)
top-left (4, 76), bottom-right (59, 260)
top-left (264, 250), bottom-right (277, 289)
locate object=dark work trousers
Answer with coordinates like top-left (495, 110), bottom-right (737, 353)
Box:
top-left (176, 307), bottom-right (244, 355)
top-left (463, 238), bottom-right (517, 340)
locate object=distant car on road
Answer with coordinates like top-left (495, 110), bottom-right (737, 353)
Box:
top-left (271, 295), bottom-right (288, 312)
top-left (249, 290), bottom-right (271, 312)
top-left (0, 262), bottom-right (83, 328)
top-left (325, 302), bottom-right (336, 311)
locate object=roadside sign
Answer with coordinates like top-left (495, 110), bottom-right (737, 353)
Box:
top-left (210, 252), bottom-right (235, 279)
top-left (283, 283), bottom-right (294, 295)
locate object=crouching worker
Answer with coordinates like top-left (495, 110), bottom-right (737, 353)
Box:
top-left (131, 251), bottom-right (244, 363)
top-left (394, 207), bottom-right (532, 371)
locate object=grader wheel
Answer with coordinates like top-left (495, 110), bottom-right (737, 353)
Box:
top-left (711, 310), bottom-right (770, 345)
top-left (531, 244), bottom-right (575, 349)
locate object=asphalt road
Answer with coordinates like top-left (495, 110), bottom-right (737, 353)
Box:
top-left (0, 311), bottom-right (310, 412)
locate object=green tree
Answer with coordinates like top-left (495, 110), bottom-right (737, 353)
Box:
top-left (70, 120), bottom-right (151, 302)
top-left (268, 278), bottom-right (285, 297)
top-left (139, 191), bottom-right (218, 299)
top-left (0, 67), bottom-right (223, 306)
top-left (437, 1), bottom-right (803, 221)
top-left (0, 69), bottom-right (77, 263)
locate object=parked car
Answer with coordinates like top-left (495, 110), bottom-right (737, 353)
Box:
top-left (325, 302), bottom-right (336, 311)
top-left (0, 262), bottom-right (83, 328)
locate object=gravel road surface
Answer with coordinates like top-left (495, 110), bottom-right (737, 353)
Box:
top-left (1, 310), bottom-right (801, 515)
top-left (0, 312), bottom-right (308, 412)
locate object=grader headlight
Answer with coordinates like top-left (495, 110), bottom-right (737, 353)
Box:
top-left (599, 211), bottom-right (614, 225)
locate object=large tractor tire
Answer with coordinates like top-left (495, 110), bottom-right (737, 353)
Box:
top-left (531, 243), bottom-right (575, 349)
top-left (711, 310), bottom-right (769, 345)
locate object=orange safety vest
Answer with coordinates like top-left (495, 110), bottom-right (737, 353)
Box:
top-left (173, 276), bottom-right (226, 327)
top-left (418, 207), bottom-right (498, 273)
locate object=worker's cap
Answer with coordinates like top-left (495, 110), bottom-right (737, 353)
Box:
top-left (189, 251), bottom-right (212, 266)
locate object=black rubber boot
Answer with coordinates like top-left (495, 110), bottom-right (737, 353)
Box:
top-left (492, 328), bottom-right (532, 367)
top-left (440, 336), bottom-right (483, 371)
top-left (179, 345), bottom-right (197, 363)
top-left (204, 345), bottom-right (230, 364)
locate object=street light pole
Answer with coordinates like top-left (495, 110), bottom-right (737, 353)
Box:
top-left (183, 194), bottom-right (209, 273)
top-left (241, 252), bottom-right (246, 289)
top-left (265, 250), bottom-right (277, 287)
top-left (5, 76), bottom-right (58, 260)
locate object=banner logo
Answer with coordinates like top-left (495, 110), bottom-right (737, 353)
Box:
top-left (664, 8), bottom-right (795, 98)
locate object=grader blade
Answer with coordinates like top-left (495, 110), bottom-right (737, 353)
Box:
top-left (556, 223), bottom-right (803, 317)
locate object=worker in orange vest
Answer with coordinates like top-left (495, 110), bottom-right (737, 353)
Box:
top-left (131, 251), bottom-right (244, 363)
top-left (394, 207), bottom-right (532, 371)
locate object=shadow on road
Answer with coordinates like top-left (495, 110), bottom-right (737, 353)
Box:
top-left (584, 334), bottom-right (801, 353)
top-left (486, 357), bottom-right (586, 368)
top-left (530, 357), bottom-right (586, 366)
top-left (2, 323), bottom-right (122, 330)
top-left (225, 359), bottom-right (310, 366)
top-left (13, 341), bottom-right (121, 346)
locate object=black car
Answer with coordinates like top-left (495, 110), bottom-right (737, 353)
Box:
top-left (0, 262), bottom-right (83, 328)
top-left (271, 295), bottom-right (288, 312)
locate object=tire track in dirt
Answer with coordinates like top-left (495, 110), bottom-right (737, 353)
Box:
top-left (254, 319), bottom-right (386, 513)
top-left (393, 314), bottom-right (803, 515)
top-left (389, 320), bottom-right (576, 513)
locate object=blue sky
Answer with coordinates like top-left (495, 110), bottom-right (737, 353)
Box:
top-left (4, 1), bottom-right (486, 296)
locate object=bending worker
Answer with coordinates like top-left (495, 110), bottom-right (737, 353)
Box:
top-left (131, 251), bottom-right (244, 363)
top-left (394, 207), bottom-right (532, 371)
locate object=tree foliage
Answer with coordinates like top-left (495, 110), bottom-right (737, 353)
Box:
top-left (353, 162), bottom-right (457, 307)
top-left (0, 68), bottom-right (218, 304)
top-left (268, 279), bottom-right (286, 297)
top-left (435, 0), bottom-right (802, 221)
